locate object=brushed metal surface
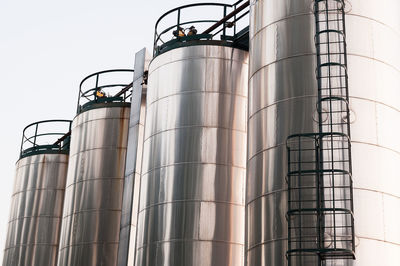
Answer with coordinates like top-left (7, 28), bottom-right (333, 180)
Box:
top-left (57, 106), bottom-right (130, 266)
top-left (136, 45), bottom-right (248, 266)
top-left (247, 0), bottom-right (400, 265)
top-left (3, 154), bottom-right (69, 266)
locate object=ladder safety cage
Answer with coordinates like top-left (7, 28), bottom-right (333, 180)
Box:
top-left (286, 0), bottom-right (355, 263)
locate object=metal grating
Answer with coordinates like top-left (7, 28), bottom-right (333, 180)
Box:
top-left (286, 0), bottom-right (355, 263)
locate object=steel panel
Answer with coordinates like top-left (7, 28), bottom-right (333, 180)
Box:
top-left (62, 178), bottom-right (124, 216)
top-left (247, 239), bottom-right (331, 266)
top-left (136, 45), bottom-right (248, 266)
top-left (10, 190), bottom-right (65, 218)
top-left (147, 59), bottom-right (207, 105)
top-left (58, 243), bottom-right (118, 266)
top-left (145, 92), bottom-right (247, 138)
top-left (353, 189), bottom-right (385, 241)
top-left (65, 148), bottom-right (127, 187)
top-left (342, 238), bottom-right (400, 266)
top-left (136, 241), bottom-right (243, 266)
top-left (136, 201), bottom-right (244, 247)
top-left (57, 106), bottom-right (130, 266)
top-left (4, 245), bottom-right (59, 266)
top-left (148, 47), bottom-right (248, 106)
top-left (382, 194), bottom-right (400, 244)
top-left (249, 0), bottom-right (312, 39)
top-left (249, 55), bottom-right (318, 117)
top-left (350, 0), bottom-right (400, 33)
top-left (139, 164), bottom-right (245, 211)
top-left (247, 145), bottom-right (287, 200)
top-left (346, 15), bottom-right (400, 72)
top-left (142, 127), bottom-right (247, 175)
top-left (348, 98), bottom-right (378, 145)
top-left (247, 191), bottom-right (288, 249)
top-left (118, 48), bottom-right (149, 266)
top-left (347, 55), bottom-right (400, 111)
top-left (69, 118), bottom-right (129, 156)
top-left (249, 14), bottom-right (315, 77)
top-left (352, 143), bottom-right (400, 199)
top-left (376, 103), bottom-right (400, 153)
top-left (3, 154), bottom-right (68, 266)
top-left (248, 97), bottom-right (318, 158)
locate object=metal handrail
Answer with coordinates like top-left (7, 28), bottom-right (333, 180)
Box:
top-left (153, 1), bottom-right (250, 56)
top-left (77, 69), bottom-right (134, 114)
top-left (20, 120), bottom-right (72, 158)
top-left (286, 131), bottom-right (351, 144)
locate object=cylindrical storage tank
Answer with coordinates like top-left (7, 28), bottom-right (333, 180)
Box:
top-left (135, 6), bottom-right (251, 265)
top-left (135, 4), bottom-right (249, 263)
top-left (136, 44), bottom-right (248, 265)
top-left (57, 70), bottom-right (133, 266)
top-left (3, 120), bottom-right (71, 266)
top-left (247, 0), bottom-right (400, 265)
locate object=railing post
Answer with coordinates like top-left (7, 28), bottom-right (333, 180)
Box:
top-left (234, 4), bottom-right (237, 36)
top-left (223, 6), bottom-right (227, 37)
top-left (33, 123), bottom-right (38, 147)
top-left (177, 9), bottom-right (181, 34)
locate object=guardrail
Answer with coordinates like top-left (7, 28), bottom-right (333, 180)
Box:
top-left (20, 120), bottom-right (72, 158)
top-left (153, 0), bottom-right (249, 56)
top-left (77, 69), bottom-right (134, 113)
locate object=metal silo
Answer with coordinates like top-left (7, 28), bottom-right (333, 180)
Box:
top-left (57, 70), bottom-right (133, 266)
top-left (247, 0), bottom-right (400, 265)
top-left (135, 2), bottom-right (249, 265)
top-left (3, 120), bottom-right (71, 266)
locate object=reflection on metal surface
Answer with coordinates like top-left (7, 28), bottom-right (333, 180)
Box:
top-left (247, 0), bottom-right (400, 265)
top-left (3, 154), bottom-right (69, 266)
top-left (57, 106), bottom-right (130, 266)
top-left (136, 45), bottom-right (248, 266)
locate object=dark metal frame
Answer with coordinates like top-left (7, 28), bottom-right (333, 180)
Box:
top-left (286, 133), bottom-right (354, 263)
top-left (153, 0), bottom-right (249, 56)
top-left (20, 120), bottom-right (72, 159)
top-left (286, 0), bottom-right (355, 264)
top-left (77, 69), bottom-right (134, 114)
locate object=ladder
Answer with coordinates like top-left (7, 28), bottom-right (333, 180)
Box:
top-left (286, 0), bottom-right (355, 264)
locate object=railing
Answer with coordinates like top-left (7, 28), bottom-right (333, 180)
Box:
top-left (77, 69), bottom-right (134, 114)
top-left (20, 120), bottom-right (72, 158)
top-left (153, 0), bottom-right (249, 56)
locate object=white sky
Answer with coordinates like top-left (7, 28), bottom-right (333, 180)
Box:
top-left (0, 0), bottom-right (234, 262)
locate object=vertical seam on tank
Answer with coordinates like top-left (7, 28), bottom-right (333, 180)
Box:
top-left (382, 192), bottom-right (386, 242)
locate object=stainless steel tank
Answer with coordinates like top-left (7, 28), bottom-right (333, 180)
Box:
top-left (57, 70), bottom-right (132, 266)
top-left (247, 0), bottom-right (400, 265)
top-left (3, 120), bottom-right (71, 266)
top-left (135, 44), bottom-right (248, 266)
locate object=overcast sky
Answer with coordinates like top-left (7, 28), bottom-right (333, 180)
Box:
top-left (0, 0), bottom-right (233, 261)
